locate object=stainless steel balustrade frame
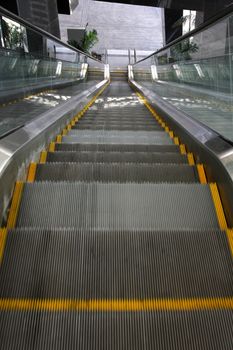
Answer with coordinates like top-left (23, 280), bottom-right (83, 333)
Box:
top-left (129, 79), bottom-right (233, 226)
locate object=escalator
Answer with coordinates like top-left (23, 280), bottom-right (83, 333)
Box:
top-left (0, 80), bottom-right (232, 348)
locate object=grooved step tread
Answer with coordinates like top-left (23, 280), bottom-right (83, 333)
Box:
top-left (0, 229), bottom-right (232, 299)
top-left (16, 183), bottom-right (218, 229)
top-left (46, 151), bottom-right (188, 164)
top-left (62, 135), bottom-right (173, 145)
top-left (35, 163), bottom-right (198, 183)
top-left (0, 310), bottom-right (233, 349)
top-left (55, 143), bottom-right (180, 153)
top-left (73, 125), bottom-right (163, 131)
top-left (68, 130), bottom-right (167, 137)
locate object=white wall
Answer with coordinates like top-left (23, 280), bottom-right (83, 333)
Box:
top-left (59, 0), bottom-right (164, 53)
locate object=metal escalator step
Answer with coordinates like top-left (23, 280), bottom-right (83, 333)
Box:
top-left (67, 130), bottom-right (167, 137)
top-left (80, 118), bottom-right (155, 123)
top-left (77, 120), bottom-right (157, 125)
top-left (0, 228), bottom-right (232, 298)
top-left (46, 151), bottom-right (188, 164)
top-left (35, 163), bottom-right (198, 183)
top-left (55, 143), bottom-right (180, 153)
top-left (62, 135), bottom-right (173, 145)
top-left (0, 310), bottom-right (232, 349)
top-left (79, 116), bottom-right (155, 121)
top-left (73, 125), bottom-right (163, 131)
top-left (17, 183), bottom-right (219, 229)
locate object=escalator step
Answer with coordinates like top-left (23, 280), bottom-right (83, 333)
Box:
top-left (0, 228), bottom-right (231, 298)
top-left (17, 183), bottom-right (219, 229)
top-left (46, 151), bottom-right (188, 164)
top-left (0, 310), bottom-right (232, 349)
top-left (76, 120), bottom-right (160, 125)
top-left (55, 143), bottom-right (180, 153)
top-left (67, 130), bottom-right (167, 137)
top-left (62, 135), bottom-right (173, 145)
top-left (73, 125), bottom-right (163, 131)
top-left (77, 120), bottom-right (157, 125)
top-left (35, 163), bottom-right (198, 183)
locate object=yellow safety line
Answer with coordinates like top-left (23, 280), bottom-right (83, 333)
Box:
top-left (39, 151), bottom-right (47, 164)
top-left (7, 182), bottom-right (24, 229)
top-left (197, 164), bottom-right (207, 184)
top-left (0, 298), bottom-right (232, 311)
top-left (210, 183), bottom-right (228, 230)
top-left (0, 228), bottom-right (8, 264)
top-left (169, 131), bottom-right (174, 138)
top-left (174, 137), bottom-right (180, 145)
top-left (187, 153), bottom-right (195, 165)
top-left (27, 163), bottom-right (37, 182)
top-left (56, 135), bottom-right (62, 143)
top-left (49, 142), bottom-right (55, 152)
top-left (180, 144), bottom-right (186, 155)
top-left (226, 229), bottom-right (233, 257)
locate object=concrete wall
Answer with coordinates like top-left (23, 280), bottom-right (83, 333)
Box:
top-left (16, 0), bottom-right (60, 37)
top-left (59, 0), bottom-right (164, 53)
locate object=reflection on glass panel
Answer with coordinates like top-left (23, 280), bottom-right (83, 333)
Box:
top-left (133, 13), bottom-right (233, 142)
top-left (0, 11), bottom-right (104, 104)
top-left (0, 8), bottom-right (104, 138)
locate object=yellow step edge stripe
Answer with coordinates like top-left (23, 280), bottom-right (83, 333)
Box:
top-left (0, 298), bottom-right (232, 311)
top-left (210, 183), bottom-right (228, 230)
top-left (223, 230), bottom-right (233, 265)
top-left (56, 135), bottom-right (62, 143)
top-left (7, 182), bottom-right (24, 229)
top-left (39, 151), bottom-right (47, 164)
top-left (187, 153), bottom-right (195, 165)
top-left (62, 129), bottom-right (68, 136)
top-left (180, 144), bottom-right (186, 155)
top-left (0, 228), bottom-right (8, 264)
top-left (174, 137), bottom-right (180, 145)
top-left (27, 163), bottom-right (37, 182)
top-left (197, 164), bottom-right (207, 184)
top-left (49, 142), bottom-right (55, 152)
top-left (169, 131), bottom-right (174, 138)
top-left (226, 229), bottom-right (233, 257)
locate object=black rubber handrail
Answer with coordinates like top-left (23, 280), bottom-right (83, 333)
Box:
top-left (0, 6), bottom-right (103, 64)
top-left (133, 3), bottom-right (233, 65)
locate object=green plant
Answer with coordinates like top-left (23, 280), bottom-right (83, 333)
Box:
top-left (171, 39), bottom-right (199, 60)
top-left (172, 14), bottom-right (196, 31)
top-left (67, 28), bottom-right (98, 54)
top-left (67, 39), bottom-right (82, 51)
top-left (2, 20), bottom-right (24, 50)
top-left (82, 29), bottom-right (98, 53)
